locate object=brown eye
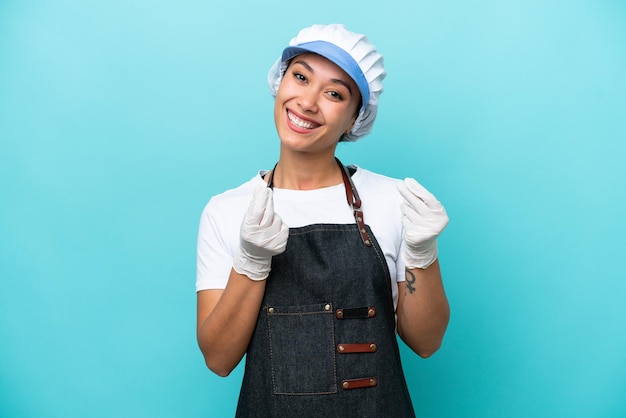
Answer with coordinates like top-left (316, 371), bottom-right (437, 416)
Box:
top-left (327, 91), bottom-right (344, 100)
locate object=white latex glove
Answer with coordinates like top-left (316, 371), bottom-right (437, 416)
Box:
top-left (233, 186), bottom-right (289, 280)
top-left (397, 178), bottom-right (449, 269)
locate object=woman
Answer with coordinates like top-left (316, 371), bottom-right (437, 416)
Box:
top-left (196, 24), bottom-right (450, 417)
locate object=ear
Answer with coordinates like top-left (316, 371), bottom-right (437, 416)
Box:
top-left (345, 116), bottom-right (357, 135)
top-left (345, 101), bottom-right (361, 134)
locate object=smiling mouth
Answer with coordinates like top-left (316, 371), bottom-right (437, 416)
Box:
top-left (287, 110), bottom-right (320, 130)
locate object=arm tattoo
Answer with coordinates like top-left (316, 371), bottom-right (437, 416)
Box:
top-left (405, 269), bottom-right (416, 294)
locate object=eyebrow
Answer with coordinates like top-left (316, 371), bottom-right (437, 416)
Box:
top-left (292, 59), bottom-right (353, 96)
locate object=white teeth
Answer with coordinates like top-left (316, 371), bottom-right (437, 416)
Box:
top-left (288, 111), bottom-right (317, 129)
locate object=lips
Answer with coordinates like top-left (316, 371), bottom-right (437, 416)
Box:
top-left (287, 110), bottom-right (320, 130)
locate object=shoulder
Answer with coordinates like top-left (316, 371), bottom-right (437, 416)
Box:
top-left (350, 166), bottom-right (403, 243)
top-left (351, 166), bottom-right (403, 199)
top-left (350, 165), bottom-right (403, 225)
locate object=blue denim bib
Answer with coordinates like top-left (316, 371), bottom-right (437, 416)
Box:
top-left (235, 162), bottom-right (415, 417)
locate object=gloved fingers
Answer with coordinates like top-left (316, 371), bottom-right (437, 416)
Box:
top-left (401, 202), bottom-right (448, 231)
top-left (273, 220), bottom-right (290, 252)
top-left (398, 178), bottom-right (441, 210)
top-left (400, 191), bottom-right (446, 221)
top-left (246, 187), bottom-right (289, 251)
top-left (398, 183), bottom-right (431, 218)
top-left (404, 178), bottom-right (439, 207)
top-left (259, 212), bottom-right (287, 246)
top-left (259, 190), bottom-right (288, 247)
top-left (245, 186), bottom-right (271, 226)
top-left (399, 201), bottom-right (421, 226)
top-left (258, 188), bottom-right (275, 228)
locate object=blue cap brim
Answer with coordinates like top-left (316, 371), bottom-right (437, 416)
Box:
top-left (281, 41), bottom-right (369, 113)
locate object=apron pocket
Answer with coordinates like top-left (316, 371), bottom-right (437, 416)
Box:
top-left (266, 303), bottom-right (337, 395)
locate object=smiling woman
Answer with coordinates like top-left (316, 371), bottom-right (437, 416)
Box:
top-left (274, 54), bottom-right (360, 161)
top-left (195, 23), bottom-right (450, 417)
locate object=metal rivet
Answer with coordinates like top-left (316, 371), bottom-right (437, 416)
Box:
top-left (336, 309), bottom-right (344, 319)
top-left (365, 240), bottom-right (371, 245)
top-left (342, 381), bottom-right (349, 389)
top-left (338, 345), bottom-right (345, 352)
top-left (370, 343), bottom-right (377, 351)
top-left (361, 228), bottom-right (366, 233)
top-left (324, 304), bottom-right (331, 311)
top-left (368, 308), bottom-right (376, 317)
top-left (369, 378), bottom-right (376, 386)
top-left (268, 307), bottom-right (274, 313)
top-left (357, 216), bottom-right (362, 222)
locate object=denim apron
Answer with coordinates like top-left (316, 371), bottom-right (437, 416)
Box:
top-left (235, 160), bottom-right (415, 417)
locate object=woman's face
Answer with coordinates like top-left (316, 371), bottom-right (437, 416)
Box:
top-left (274, 53), bottom-right (360, 156)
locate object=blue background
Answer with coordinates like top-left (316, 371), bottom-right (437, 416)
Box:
top-left (1, 0), bottom-right (625, 417)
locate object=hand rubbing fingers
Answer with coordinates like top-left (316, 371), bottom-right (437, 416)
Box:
top-left (397, 181), bottom-right (421, 206)
top-left (247, 186), bottom-right (268, 225)
top-left (405, 178), bottom-right (439, 208)
top-left (400, 202), bottom-right (420, 223)
top-left (259, 189), bottom-right (274, 227)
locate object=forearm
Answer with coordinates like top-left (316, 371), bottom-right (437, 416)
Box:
top-left (396, 259), bottom-right (450, 358)
top-left (197, 269), bottom-right (266, 376)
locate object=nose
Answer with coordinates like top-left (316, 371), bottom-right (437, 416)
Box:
top-left (297, 87), bottom-right (319, 113)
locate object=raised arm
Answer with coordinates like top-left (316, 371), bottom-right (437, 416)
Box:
top-left (395, 178), bottom-right (450, 357)
top-left (196, 186), bottom-right (289, 376)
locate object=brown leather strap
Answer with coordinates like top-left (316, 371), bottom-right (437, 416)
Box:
top-left (337, 343), bottom-right (378, 353)
top-left (336, 158), bottom-right (372, 247)
top-left (341, 377), bottom-right (378, 390)
top-left (335, 307), bottom-right (376, 319)
top-left (265, 159), bottom-right (372, 247)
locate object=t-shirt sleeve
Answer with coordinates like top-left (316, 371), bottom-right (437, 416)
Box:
top-left (396, 241), bottom-right (407, 282)
top-left (195, 199), bottom-right (235, 292)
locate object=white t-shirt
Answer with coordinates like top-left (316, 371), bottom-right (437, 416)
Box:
top-left (196, 166), bottom-right (407, 308)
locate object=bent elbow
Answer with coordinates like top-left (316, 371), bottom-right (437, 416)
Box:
top-left (415, 346), bottom-right (439, 359)
top-left (404, 336), bottom-right (443, 359)
top-left (211, 368), bottom-right (233, 378)
top-left (204, 357), bottom-right (235, 377)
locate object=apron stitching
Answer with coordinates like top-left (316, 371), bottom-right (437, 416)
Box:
top-left (266, 306), bottom-right (277, 394)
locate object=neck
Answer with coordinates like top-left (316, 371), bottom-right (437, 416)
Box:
top-left (271, 150), bottom-right (342, 190)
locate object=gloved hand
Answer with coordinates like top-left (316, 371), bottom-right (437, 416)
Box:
top-left (397, 178), bottom-right (449, 269)
top-left (233, 186), bottom-right (289, 280)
